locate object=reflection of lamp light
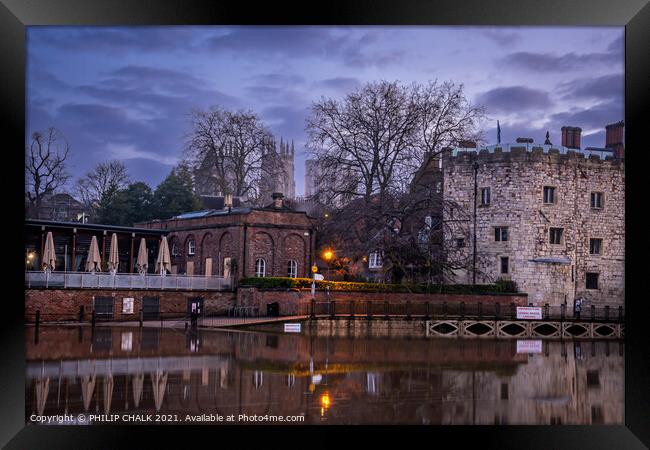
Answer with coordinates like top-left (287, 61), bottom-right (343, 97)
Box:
top-left (320, 392), bottom-right (331, 416)
top-left (28, 252), bottom-right (34, 260)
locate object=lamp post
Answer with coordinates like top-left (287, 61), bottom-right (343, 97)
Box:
top-left (310, 264), bottom-right (318, 318)
top-left (323, 249), bottom-right (333, 298)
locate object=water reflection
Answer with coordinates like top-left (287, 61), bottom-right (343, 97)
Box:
top-left (26, 325), bottom-right (623, 425)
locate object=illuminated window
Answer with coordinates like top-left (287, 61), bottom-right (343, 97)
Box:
top-left (171, 242), bottom-right (178, 256)
top-left (188, 239), bottom-right (195, 255)
top-left (369, 251), bottom-right (383, 268)
top-left (255, 258), bottom-right (266, 277)
top-left (287, 260), bottom-right (297, 278)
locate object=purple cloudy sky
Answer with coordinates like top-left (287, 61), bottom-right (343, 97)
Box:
top-left (27, 26), bottom-right (624, 196)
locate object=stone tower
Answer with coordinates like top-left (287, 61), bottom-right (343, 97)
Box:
top-left (259, 137), bottom-right (296, 203)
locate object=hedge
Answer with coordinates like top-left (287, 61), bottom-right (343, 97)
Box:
top-left (239, 277), bottom-right (519, 294)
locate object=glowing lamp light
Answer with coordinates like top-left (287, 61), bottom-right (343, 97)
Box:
top-left (323, 250), bottom-right (333, 261)
top-left (320, 392), bottom-right (331, 416)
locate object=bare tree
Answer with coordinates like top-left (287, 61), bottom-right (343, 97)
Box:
top-left (185, 106), bottom-right (279, 204)
top-left (74, 160), bottom-right (130, 208)
top-left (307, 80), bottom-right (486, 283)
top-left (25, 127), bottom-right (71, 218)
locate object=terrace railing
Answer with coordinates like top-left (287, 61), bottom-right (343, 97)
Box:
top-left (25, 271), bottom-right (233, 291)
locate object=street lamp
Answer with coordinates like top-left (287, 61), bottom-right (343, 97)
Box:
top-left (322, 249), bottom-right (334, 297)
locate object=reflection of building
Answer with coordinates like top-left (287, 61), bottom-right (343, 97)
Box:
top-left (138, 193), bottom-right (315, 278)
top-left (443, 122), bottom-right (625, 306)
top-left (26, 327), bottom-right (624, 425)
top-left (25, 193), bottom-right (93, 222)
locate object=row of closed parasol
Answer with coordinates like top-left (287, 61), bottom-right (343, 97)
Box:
top-left (40, 231), bottom-right (172, 275)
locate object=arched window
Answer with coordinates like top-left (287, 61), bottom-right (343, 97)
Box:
top-left (171, 242), bottom-right (178, 256)
top-left (188, 239), bottom-right (195, 256)
top-left (255, 258), bottom-right (266, 277)
top-left (287, 260), bottom-right (298, 278)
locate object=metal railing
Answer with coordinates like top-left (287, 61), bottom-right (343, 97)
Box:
top-left (25, 271), bottom-right (233, 291)
top-left (302, 300), bottom-right (625, 323)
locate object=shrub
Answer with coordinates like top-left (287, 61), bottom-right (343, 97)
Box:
top-left (238, 277), bottom-right (519, 294)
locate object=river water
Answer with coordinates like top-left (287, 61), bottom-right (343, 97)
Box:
top-left (25, 323), bottom-right (623, 425)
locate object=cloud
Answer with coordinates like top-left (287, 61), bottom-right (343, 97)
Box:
top-left (261, 105), bottom-right (310, 143)
top-left (249, 73), bottom-right (305, 86)
top-left (481, 30), bottom-right (522, 47)
top-left (475, 86), bottom-right (553, 113)
top-left (29, 27), bottom-right (203, 55)
top-left (501, 51), bottom-right (618, 72)
top-left (314, 77), bottom-right (361, 92)
top-left (106, 143), bottom-right (179, 166)
top-left (548, 100), bottom-right (623, 132)
top-left (558, 73), bottom-right (623, 101)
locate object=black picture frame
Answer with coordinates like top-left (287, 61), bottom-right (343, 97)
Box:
top-left (2, 0), bottom-right (648, 448)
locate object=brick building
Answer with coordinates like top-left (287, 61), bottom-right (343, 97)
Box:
top-left (138, 193), bottom-right (316, 280)
top-left (442, 122), bottom-right (624, 307)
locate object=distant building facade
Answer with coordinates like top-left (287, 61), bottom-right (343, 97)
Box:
top-left (442, 122), bottom-right (625, 306)
top-left (259, 138), bottom-right (296, 201)
top-left (138, 193), bottom-right (316, 280)
top-left (25, 193), bottom-right (93, 223)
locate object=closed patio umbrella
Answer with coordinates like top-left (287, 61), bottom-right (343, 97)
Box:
top-left (42, 231), bottom-right (56, 272)
top-left (136, 238), bottom-right (148, 275)
top-left (85, 236), bottom-right (102, 273)
top-left (108, 233), bottom-right (119, 275)
top-left (81, 373), bottom-right (96, 412)
top-left (156, 236), bottom-right (171, 276)
top-left (35, 377), bottom-right (50, 416)
top-left (150, 371), bottom-right (168, 411)
top-left (132, 373), bottom-right (144, 408)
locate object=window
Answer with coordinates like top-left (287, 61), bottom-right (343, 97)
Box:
top-left (494, 227), bottom-right (508, 242)
top-left (543, 186), bottom-right (556, 204)
top-left (500, 256), bottom-right (509, 274)
top-left (591, 192), bottom-right (604, 209)
top-left (171, 242), bottom-right (178, 256)
top-left (287, 260), bottom-right (298, 278)
top-left (369, 251), bottom-right (383, 268)
top-left (188, 239), bottom-right (195, 255)
top-left (500, 383), bottom-right (509, 400)
top-left (456, 238), bottom-right (466, 248)
top-left (591, 406), bottom-right (603, 424)
top-left (255, 258), bottom-right (266, 277)
top-left (587, 370), bottom-right (600, 388)
top-left (586, 272), bottom-right (599, 290)
top-left (480, 187), bottom-right (491, 206)
top-left (549, 227), bottom-right (563, 245)
top-left (589, 238), bottom-right (602, 255)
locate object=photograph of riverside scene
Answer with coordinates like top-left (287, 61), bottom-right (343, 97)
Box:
top-left (25, 26), bottom-right (624, 425)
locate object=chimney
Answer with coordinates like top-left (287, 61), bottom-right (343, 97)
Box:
top-left (605, 121), bottom-right (624, 158)
top-left (224, 194), bottom-right (233, 212)
top-left (272, 192), bottom-right (284, 209)
top-left (561, 126), bottom-right (582, 149)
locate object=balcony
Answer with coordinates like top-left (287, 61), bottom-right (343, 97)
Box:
top-left (25, 271), bottom-right (233, 291)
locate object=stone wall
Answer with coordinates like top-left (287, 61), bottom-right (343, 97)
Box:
top-left (442, 148), bottom-right (624, 306)
top-left (25, 288), bottom-right (236, 321)
top-left (238, 287), bottom-right (527, 316)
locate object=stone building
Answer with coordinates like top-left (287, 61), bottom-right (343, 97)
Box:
top-left (442, 122), bottom-right (624, 306)
top-left (259, 137), bottom-right (296, 201)
top-left (137, 193), bottom-right (316, 280)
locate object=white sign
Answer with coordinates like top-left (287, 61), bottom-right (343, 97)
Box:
top-left (516, 306), bottom-right (542, 320)
top-left (517, 340), bottom-right (543, 354)
top-left (313, 274), bottom-right (324, 281)
top-left (284, 323), bottom-right (301, 333)
top-left (122, 298), bottom-right (134, 314)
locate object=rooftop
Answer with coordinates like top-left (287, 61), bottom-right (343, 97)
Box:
top-left (451, 143), bottom-right (615, 160)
